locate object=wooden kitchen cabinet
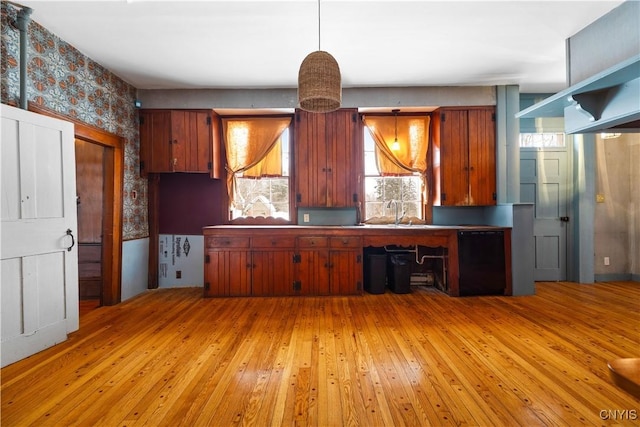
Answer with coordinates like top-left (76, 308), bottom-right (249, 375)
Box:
top-left (203, 224), bottom-right (512, 298)
top-left (295, 108), bottom-right (362, 208)
top-left (328, 236), bottom-right (363, 295)
top-left (139, 109), bottom-right (221, 177)
top-left (433, 107), bottom-right (496, 206)
top-left (251, 236), bottom-right (296, 296)
top-left (205, 235), bottom-right (297, 296)
top-left (204, 236), bottom-right (251, 297)
top-left (295, 235), bottom-right (362, 295)
top-left (203, 231), bottom-right (362, 297)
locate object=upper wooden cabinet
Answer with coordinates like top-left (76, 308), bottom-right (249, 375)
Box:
top-left (294, 108), bottom-right (362, 208)
top-left (139, 109), bottom-right (221, 178)
top-left (432, 107), bottom-right (496, 206)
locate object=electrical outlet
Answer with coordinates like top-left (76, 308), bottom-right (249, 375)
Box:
top-left (596, 194), bottom-right (605, 203)
top-left (176, 270), bottom-right (182, 279)
top-left (604, 257), bottom-right (610, 266)
top-left (303, 213), bottom-right (310, 223)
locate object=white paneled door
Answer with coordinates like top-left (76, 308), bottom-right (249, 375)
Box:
top-left (1, 104), bottom-right (78, 367)
top-left (520, 148), bottom-right (569, 281)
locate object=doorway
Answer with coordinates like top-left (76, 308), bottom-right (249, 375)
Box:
top-left (76, 138), bottom-right (105, 312)
top-left (520, 146), bottom-right (571, 280)
top-left (30, 104), bottom-right (124, 307)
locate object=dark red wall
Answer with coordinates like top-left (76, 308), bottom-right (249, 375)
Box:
top-left (158, 174), bottom-right (224, 235)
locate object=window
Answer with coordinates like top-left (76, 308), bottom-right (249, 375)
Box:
top-left (363, 121), bottom-right (426, 220)
top-left (233, 128), bottom-right (290, 219)
top-left (222, 117), bottom-right (292, 221)
top-left (519, 132), bottom-right (565, 148)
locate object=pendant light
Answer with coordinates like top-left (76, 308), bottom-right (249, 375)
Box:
top-left (297, 0), bottom-right (341, 113)
top-left (391, 109), bottom-right (401, 151)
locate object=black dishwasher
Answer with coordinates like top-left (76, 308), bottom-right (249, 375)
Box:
top-left (457, 230), bottom-right (506, 296)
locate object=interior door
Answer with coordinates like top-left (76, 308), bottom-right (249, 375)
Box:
top-left (520, 148), bottom-right (569, 280)
top-left (1, 104), bottom-right (79, 367)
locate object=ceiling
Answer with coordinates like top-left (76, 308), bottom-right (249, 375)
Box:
top-left (15, 0), bottom-right (624, 93)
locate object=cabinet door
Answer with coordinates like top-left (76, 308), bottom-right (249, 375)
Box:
top-left (468, 108), bottom-right (496, 206)
top-left (329, 250), bottom-right (362, 295)
top-left (252, 250), bottom-right (296, 296)
top-left (294, 109), bottom-right (360, 207)
top-left (296, 250), bottom-right (330, 295)
top-left (439, 108), bottom-right (496, 206)
top-left (439, 109), bottom-right (469, 206)
top-left (171, 110), bottom-right (212, 173)
top-left (295, 110), bottom-right (328, 207)
top-left (204, 249), bottom-right (251, 297)
top-left (140, 110), bottom-right (172, 173)
top-left (326, 109), bottom-right (360, 207)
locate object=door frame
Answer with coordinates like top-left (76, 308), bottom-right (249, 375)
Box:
top-left (520, 144), bottom-right (572, 281)
top-left (29, 104), bottom-right (124, 305)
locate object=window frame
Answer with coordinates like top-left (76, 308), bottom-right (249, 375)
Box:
top-left (222, 114), bottom-right (295, 225)
top-left (361, 112), bottom-right (429, 222)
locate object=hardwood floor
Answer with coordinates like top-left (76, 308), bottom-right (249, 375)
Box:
top-left (79, 299), bottom-right (101, 317)
top-left (2, 281), bottom-right (639, 426)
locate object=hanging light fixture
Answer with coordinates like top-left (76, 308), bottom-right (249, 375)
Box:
top-left (391, 109), bottom-right (401, 151)
top-left (298, 0), bottom-right (341, 113)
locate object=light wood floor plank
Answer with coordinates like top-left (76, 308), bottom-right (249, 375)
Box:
top-left (2, 282), bottom-right (639, 426)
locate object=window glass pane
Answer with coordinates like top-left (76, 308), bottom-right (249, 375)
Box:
top-left (363, 176), bottom-right (422, 220)
top-left (363, 130), bottom-right (423, 220)
top-left (519, 133), bottom-right (565, 148)
top-left (232, 127), bottom-right (290, 220)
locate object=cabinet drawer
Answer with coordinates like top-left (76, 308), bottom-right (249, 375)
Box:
top-left (330, 236), bottom-right (362, 249)
top-left (206, 237), bottom-right (250, 248)
top-left (297, 236), bottom-right (329, 248)
top-left (252, 236), bottom-right (296, 248)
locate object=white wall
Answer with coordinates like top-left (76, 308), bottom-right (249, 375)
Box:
top-left (594, 133), bottom-right (640, 279)
top-left (121, 238), bottom-right (149, 301)
top-left (567, 1), bottom-right (639, 84)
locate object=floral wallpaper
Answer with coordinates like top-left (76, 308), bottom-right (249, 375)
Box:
top-left (1, 2), bottom-right (147, 240)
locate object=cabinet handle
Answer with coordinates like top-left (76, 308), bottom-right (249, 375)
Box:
top-left (66, 229), bottom-right (75, 252)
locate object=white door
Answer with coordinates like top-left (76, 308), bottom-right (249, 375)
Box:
top-left (1, 104), bottom-right (78, 367)
top-left (520, 148), bottom-right (569, 281)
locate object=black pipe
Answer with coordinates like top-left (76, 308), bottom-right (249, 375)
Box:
top-left (15, 5), bottom-right (32, 110)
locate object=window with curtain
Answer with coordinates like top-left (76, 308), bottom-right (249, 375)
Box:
top-left (223, 117), bottom-right (292, 220)
top-left (362, 114), bottom-right (430, 221)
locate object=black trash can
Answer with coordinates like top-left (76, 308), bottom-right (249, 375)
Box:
top-left (364, 254), bottom-right (387, 294)
top-left (388, 254), bottom-right (411, 294)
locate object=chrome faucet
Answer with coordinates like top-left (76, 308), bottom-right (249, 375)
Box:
top-left (386, 200), bottom-right (406, 226)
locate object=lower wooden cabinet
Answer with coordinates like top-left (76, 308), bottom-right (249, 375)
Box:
top-left (252, 250), bottom-right (297, 296)
top-left (204, 232), bottom-right (362, 297)
top-left (292, 235), bottom-right (362, 295)
top-left (204, 249), bottom-right (251, 297)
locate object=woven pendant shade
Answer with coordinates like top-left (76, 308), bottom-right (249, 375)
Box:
top-left (297, 50), bottom-right (342, 113)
